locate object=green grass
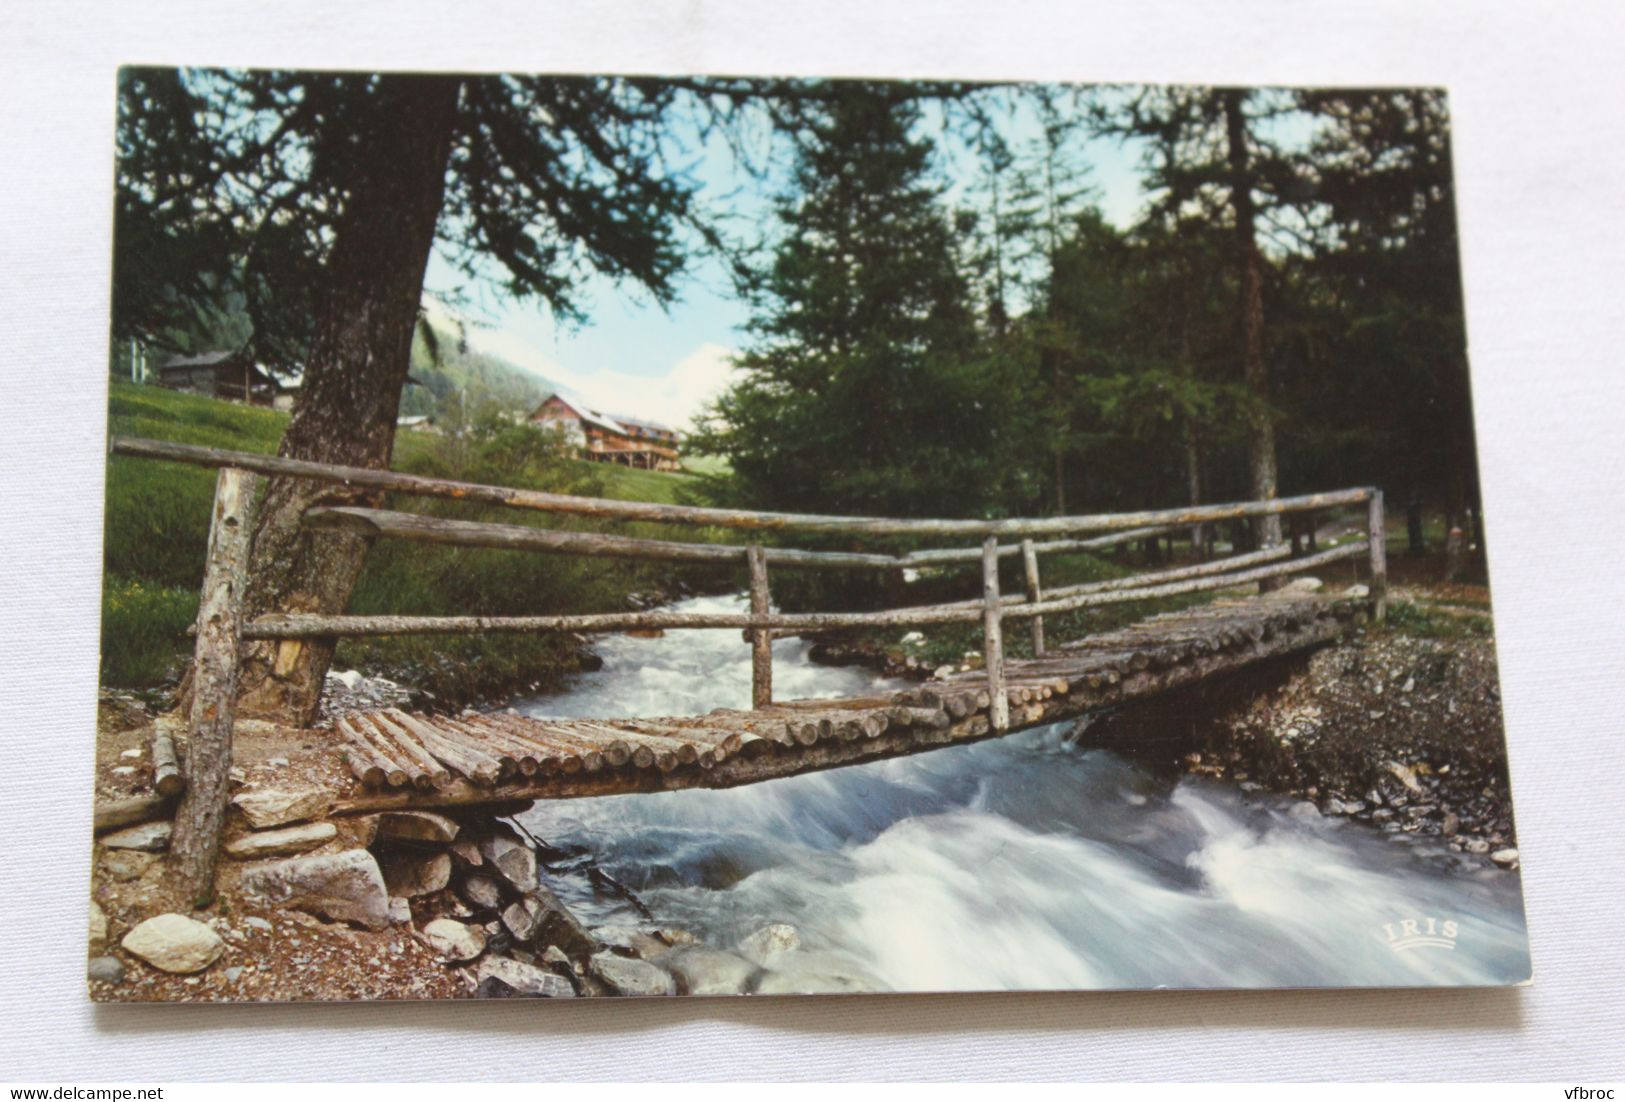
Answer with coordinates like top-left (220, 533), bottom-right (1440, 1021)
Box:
top-left (1380, 599), bottom-right (1492, 641)
top-left (679, 453), bottom-right (732, 479)
top-left (101, 382), bottom-right (732, 698)
top-left (100, 575), bottom-right (200, 687)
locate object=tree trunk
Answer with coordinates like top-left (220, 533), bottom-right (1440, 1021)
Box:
top-left (1184, 422), bottom-right (1203, 557)
top-left (1053, 443), bottom-right (1066, 515)
top-left (1406, 497), bottom-right (1426, 557)
top-left (1223, 91), bottom-right (1282, 556)
top-left (233, 74), bottom-right (462, 726)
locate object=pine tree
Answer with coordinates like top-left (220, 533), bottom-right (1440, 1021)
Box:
top-left (1092, 87), bottom-right (1303, 547)
top-left (693, 83), bottom-right (1009, 519)
top-left (1295, 89), bottom-right (1479, 543)
top-left (115, 68), bottom-right (728, 722)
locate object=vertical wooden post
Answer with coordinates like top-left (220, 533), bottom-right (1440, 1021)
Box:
top-left (169, 468), bottom-right (258, 906)
top-left (746, 544), bottom-right (773, 709)
top-left (1020, 538), bottom-right (1046, 658)
top-left (1367, 488), bottom-right (1388, 622)
top-left (981, 536), bottom-right (1009, 731)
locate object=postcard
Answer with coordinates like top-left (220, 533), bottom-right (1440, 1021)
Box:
top-left (91, 69), bottom-right (1529, 1000)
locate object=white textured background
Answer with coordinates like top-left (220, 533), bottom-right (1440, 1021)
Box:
top-left (2, 0), bottom-right (1621, 1081)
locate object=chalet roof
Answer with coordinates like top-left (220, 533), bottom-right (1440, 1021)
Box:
top-left (158, 350), bottom-right (283, 389)
top-left (615, 415), bottom-right (678, 437)
top-left (535, 391), bottom-right (677, 439)
top-left (537, 393), bottom-right (623, 436)
top-left (159, 349), bottom-right (250, 370)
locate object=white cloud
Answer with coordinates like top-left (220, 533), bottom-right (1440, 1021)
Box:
top-left (421, 297), bottom-right (568, 379)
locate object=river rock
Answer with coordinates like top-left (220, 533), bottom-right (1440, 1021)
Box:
top-left (449, 840), bottom-right (483, 867)
top-left (388, 897), bottom-right (412, 924)
top-left (374, 810), bottom-right (460, 844)
top-left (1491, 847), bottom-right (1520, 868)
top-left (474, 975), bottom-right (522, 998)
top-left (738, 923), bottom-right (800, 963)
top-left (121, 913), bottom-right (224, 974)
top-left (479, 833), bottom-right (538, 893)
top-left (1464, 838), bottom-right (1490, 855)
top-left (667, 948), bottom-right (757, 996)
top-left (1383, 761), bottom-right (1423, 795)
top-left (591, 925), bottom-right (670, 959)
top-left (1287, 801), bottom-right (1321, 823)
top-left (87, 955), bottom-right (125, 985)
top-left (225, 821), bottom-right (337, 860)
top-left (753, 968), bottom-right (877, 995)
top-left (233, 786), bottom-right (331, 829)
top-left (89, 901), bottom-right (107, 945)
top-left (424, 918), bottom-right (487, 962)
top-left (241, 849), bottom-right (391, 929)
top-left (1283, 576), bottom-right (1323, 593)
top-left (589, 951), bottom-right (674, 996)
top-left (101, 850), bottom-right (158, 882)
top-left (476, 955), bottom-right (575, 997)
top-left (380, 850), bottom-right (452, 898)
top-left (501, 895), bottom-right (566, 944)
top-left (461, 873), bottom-right (504, 912)
top-left (501, 897), bottom-right (539, 942)
top-left (101, 821), bottom-right (172, 852)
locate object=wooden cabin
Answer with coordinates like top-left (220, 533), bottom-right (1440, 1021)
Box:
top-left (529, 393), bottom-right (682, 471)
top-left (155, 350), bottom-right (299, 409)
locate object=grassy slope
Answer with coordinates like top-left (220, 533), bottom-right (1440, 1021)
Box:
top-left (102, 381), bottom-right (720, 700)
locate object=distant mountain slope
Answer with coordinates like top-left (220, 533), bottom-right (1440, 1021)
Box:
top-left (399, 321), bottom-right (561, 423)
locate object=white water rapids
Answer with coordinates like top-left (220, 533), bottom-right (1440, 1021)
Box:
top-left (516, 594), bottom-right (1530, 992)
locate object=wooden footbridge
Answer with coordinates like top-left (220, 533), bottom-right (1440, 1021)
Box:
top-left (107, 436), bottom-right (1387, 897)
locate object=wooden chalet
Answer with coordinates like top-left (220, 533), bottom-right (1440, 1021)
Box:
top-left (155, 350), bottom-right (299, 410)
top-left (529, 393), bottom-right (682, 471)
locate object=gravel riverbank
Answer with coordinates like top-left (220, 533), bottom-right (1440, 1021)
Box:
top-left (1076, 602), bottom-right (1518, 867)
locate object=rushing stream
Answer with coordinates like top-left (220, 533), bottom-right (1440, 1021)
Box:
top-left (516, 594), bottom-right (1530, 992)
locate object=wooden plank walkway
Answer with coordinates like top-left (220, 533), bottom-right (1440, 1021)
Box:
top-left (325, 591), bottom-right (1365, 814)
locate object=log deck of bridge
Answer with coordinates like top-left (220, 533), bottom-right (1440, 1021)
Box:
top-left (318, 591), bottom-right (1363, 814)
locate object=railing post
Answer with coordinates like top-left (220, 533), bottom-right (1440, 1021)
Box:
top-left (1367, 488), bottom-right (1387, 622)
top-left (169, 467), bottom-right (258, 906)
top-left (746, 544), bottom-right (773, 709)
top-left (1020, 538), bottom-right (1046, 658)
top-left (981, 536), bottom-right (1009, 731)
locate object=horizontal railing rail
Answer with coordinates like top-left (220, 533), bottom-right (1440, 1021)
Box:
top-left (111, 436), bottom-right (1372, 539)
top-left (303, 506), bottom-right (1187, 571)
top-left (240, 541), bottom-right (1371, 639)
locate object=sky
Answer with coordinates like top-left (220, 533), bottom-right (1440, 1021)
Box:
top-left (421, 89), bottom-right (1160, 432)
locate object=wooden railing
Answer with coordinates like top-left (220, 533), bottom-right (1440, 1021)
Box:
top-left (110, 435), bottom-right (1386, 899)
top-left (114, 435), bottom-right (1386, 723)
